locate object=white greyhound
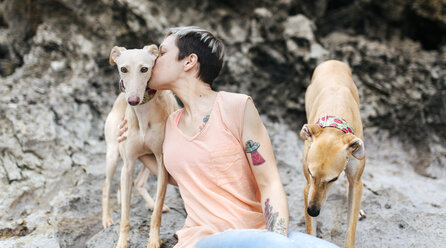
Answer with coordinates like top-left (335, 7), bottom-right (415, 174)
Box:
top-left (102, 45), bottom-right (178, 248)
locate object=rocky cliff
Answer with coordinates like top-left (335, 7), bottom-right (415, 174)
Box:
top-left (0, 0), bottom-right (445, 247)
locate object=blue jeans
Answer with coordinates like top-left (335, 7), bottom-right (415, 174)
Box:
top-left (195, 229), bottom-right (339, 248)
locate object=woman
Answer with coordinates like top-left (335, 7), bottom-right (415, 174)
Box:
top-left (118, 26), bottom-right (338, 248)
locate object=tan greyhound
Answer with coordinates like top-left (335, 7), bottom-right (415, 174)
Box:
top-left (102, 45), bottom-right (178, 248)
top-left (299, 60), bottom-right (366, 248)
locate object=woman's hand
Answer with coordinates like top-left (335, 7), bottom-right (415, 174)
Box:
top-left (117, 116), bottom-right (128, 142)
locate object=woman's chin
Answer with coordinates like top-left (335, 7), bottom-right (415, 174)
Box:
top-left (149, 77), bottom-right (171, 90)
top-left (148, 81), bottom-right (159, 90)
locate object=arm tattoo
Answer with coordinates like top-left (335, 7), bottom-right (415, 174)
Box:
top-left (245, 140), bottom-right (266, 166)
top-left (264, 198), bottom-right (287, 235)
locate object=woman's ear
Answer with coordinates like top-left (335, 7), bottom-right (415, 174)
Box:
top-left (184, 53), bottom-right (198, 72)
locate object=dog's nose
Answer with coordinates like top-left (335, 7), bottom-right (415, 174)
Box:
top-left (128, 96), bottom-right (140, 106)
top-left (307, 206), bottom-right (320, 217)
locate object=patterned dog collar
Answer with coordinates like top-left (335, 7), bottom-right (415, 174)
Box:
top-left (316, 115), bottom-right (354, 134)
top-left (140, 88), bottom-right (157, 105)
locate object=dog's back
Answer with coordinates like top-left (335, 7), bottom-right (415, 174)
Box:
top-left (305, 60), bottom-right (363, 139)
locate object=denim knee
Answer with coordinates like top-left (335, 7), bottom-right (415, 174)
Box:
top-left (289, 231), bottom-right (340, 248)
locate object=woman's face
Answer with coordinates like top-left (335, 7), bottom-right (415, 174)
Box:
top-left (149, 35), bottom-right (184, 90)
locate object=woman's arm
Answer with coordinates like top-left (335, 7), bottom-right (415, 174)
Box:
top-left (138, 155), bottom-right (178, 186)
top-left (242, 99), bottom-right (289, 236)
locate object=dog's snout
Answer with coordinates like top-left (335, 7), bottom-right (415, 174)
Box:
top-left (307, 206), bottom-right (320, 217)
top-left (128, 96), bottom-right (140, 106)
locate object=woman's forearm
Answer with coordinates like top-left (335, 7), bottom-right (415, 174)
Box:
top-left (139, 155), bottom-right (178, 186)
top-left (260, 181), bottom-right (289, 236)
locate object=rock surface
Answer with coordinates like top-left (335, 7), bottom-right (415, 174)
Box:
top-left (0, 0), bottom-right (445, 247)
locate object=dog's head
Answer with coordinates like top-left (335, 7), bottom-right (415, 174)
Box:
top-left (109, 45), bottom-right (159, 106)
top-left (299, 124), bottom-right (365, 217)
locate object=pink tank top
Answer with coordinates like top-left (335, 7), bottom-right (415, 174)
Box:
top-left (163, 91), bottom-right (266, 248)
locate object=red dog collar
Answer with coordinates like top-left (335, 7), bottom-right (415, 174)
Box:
top-left (316, 115), bottom-right (354, 134)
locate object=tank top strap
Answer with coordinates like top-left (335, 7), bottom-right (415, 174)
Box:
top-left (217, 91), bottom-right (252, 146)
top-left (176, 108), bottom-right (185, 126)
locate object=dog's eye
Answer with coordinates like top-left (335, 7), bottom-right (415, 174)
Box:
top-left (121, 67), bottom-right (128, 73)
top-left (140, 67), bottom-right (148, 73)
top-left (328, 177), bottom-right (338, 184)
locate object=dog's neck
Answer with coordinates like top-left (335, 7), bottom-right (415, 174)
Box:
top-left (132, 92), bottom-right (160, 136)
top-left (316, 115), bottom-right (355, 134)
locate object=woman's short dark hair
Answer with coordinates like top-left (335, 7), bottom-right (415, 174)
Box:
top-left (167, 26), bottom-right (225, 86)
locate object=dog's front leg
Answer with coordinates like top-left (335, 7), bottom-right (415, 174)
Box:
top-left (304, 183), bottom-right (317, 235)
top-left (344, 177), bottom-right (363, 248)
top-left (147, 154), bottom-right (168, 248)
top-left (116, 157), bottom-right (136, 248)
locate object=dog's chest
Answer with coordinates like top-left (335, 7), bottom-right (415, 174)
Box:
top-left (142, 122), bottom-right (165, 153)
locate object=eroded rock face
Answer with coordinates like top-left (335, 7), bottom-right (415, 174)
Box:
top-left (0, 0), bottom-right (445, 247)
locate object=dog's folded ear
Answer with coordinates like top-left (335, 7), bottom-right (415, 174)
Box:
top-left (143, 44), bottom-right (159, 56)
top-left (299, 124), bottom-right (322, 142)
top-left (344, 135), bottom-right (365, 160)
top-left (109, 46), bottom-right (127, 65)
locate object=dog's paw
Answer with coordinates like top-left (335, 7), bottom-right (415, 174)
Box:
top-left (102, 216), bottom-right (114, 229)
top-left (359, 209), bottom-right (366, 220)
top-left (162, 204), bottom-right (170, 212)
top-left (147, 237), bottom-right (162, 248)
top-left (147, 204), bottom-right (169, 213)
top-left (116, 235), bottom-right (129, 248)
